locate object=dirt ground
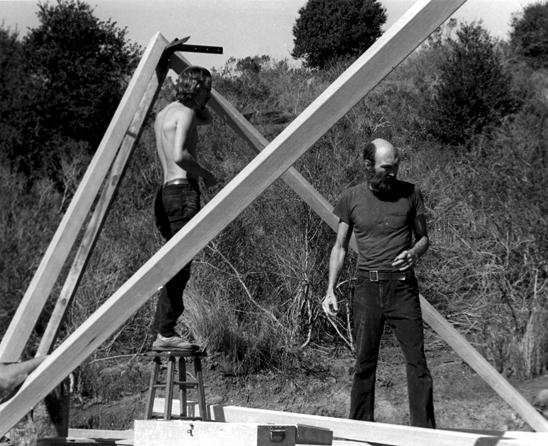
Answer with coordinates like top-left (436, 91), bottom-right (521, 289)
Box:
top-left (63, 329), bottom-right (548, 434)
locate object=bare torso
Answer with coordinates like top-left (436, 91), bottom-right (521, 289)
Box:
top-left (155, 102), bottom-right (199, 183)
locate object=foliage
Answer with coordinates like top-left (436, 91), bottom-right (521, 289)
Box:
top-left (0, 165), bottom-right (63, 351)
top-left (510, 1), bottom-right (548, 70)
top-left (0, 27), bottom-right (28, 172)
top-left (292, 0), bottom-right (386, 69)
top-left (430, 21), bottom-right (519, 146)
top-left (0, 0), bottom-right (141, 185)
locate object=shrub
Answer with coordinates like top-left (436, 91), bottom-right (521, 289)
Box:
top-left (510, 1), bottom-right (548, 70)
top-left (430, 22), bottom-right (519, 146)
top-left (292, 0), bottom-right (386, 69)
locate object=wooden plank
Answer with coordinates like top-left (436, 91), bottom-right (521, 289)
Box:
top-left (0, 33), bottom-right (168, 363)
top-left (134, 420), bottom-right (297, 446)
top-left (0, 1), bottom-right (466, 436)
top-left (420, 299), bottom-right (548, 432)
top-left (67, 429), bottom-right (134, 440)
top-left (151, 397), bottom-right (332, 445)
top-left (171, 45), bottom-right (548, 433)
top-left (38, 438), bottom-right (132, 446)
top-left (210, 405), bottom-right (548, 446)
top-left (36, 60), bottom-right (169, 357)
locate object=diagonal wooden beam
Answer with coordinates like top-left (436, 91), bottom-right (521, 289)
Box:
top-left (36, 58), bottom-right (170, 357)
top-left (0, 33), bottom-right (168, 363)
top-left (0, 0), bottom-right (469, 436)
top-left (169, 54), bottom-right (548, 432)
top-left (211, 405), bottom-right (548, 446)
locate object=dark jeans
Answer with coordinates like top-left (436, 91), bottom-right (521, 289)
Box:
top-left (152, 180), bottom-right (200, 338)
top-left (350, 270), bottom-right (435, 428)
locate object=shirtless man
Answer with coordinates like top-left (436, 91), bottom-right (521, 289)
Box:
top-left (151, 66), bottom-right (217, 351)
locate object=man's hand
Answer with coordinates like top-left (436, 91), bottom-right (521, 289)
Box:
top-left (322, 290), bottom-right (339, 318)
top-left (392, 249), bottom-right (417, 271)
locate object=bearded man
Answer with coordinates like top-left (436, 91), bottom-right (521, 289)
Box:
top-left (323, 138), bottom-right (435, 428)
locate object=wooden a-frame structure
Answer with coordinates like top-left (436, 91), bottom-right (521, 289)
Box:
top-left (1, 0), bottom-right (547, 439)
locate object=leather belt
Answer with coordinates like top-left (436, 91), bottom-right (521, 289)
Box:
top-left (164, 178), bottom-right (191, 186)
top-left (367, 271), bottom-right (411, 282)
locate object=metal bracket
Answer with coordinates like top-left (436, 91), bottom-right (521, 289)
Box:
top-left (162, 36), bottom-right (223, 62)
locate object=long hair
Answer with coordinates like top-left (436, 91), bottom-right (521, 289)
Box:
top-left (175, 66), bottom-right (211, 103)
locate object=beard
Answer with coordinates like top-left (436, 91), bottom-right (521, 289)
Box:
top-left (366, 169), bottom-right (398, 201)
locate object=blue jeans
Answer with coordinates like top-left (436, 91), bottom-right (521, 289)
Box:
top-left (350, 270), bottom-right (435, 428)
top-left (152, 181), bottom-right (200, 337)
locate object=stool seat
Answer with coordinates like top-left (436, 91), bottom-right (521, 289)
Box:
top-left (143, 350), bottom-right (207, 358)
top-left (144, 349), bottom-right (208, 421)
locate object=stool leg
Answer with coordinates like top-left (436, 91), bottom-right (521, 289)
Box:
top-left (194, 356), bottom-right (207, 421)
top-left (144, 357), bottom-right (161, 420)
top-left (178, 357), bottom-right (187, 418)
top-left (165, 356), bottom-right (175, 421)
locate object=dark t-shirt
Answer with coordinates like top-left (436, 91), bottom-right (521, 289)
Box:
top-left (333, 181), bottom-right (425, 271)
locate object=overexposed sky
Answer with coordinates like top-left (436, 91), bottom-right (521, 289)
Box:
top-left (0, 0), bottom-right (537, 70)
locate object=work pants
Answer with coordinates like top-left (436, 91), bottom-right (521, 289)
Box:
top-left (151, 180), bottom-right (200, 337)
top-left (350, 270), bottom-right (436, 428)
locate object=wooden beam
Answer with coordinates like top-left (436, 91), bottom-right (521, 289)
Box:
top-left (171, 50), bottom-right (548, 432)
top-left (420, 298), bottom-right (548, 432)
top-left (36, 58), bottom-right (170, 357)
top-left (0, 33), bottom-right (168, 363)
top-left (0, 1), bottom-right (467, 435)
top-left (210, 405), bottom-right (548, 446)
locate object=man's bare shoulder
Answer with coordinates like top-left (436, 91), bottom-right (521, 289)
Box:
top-left (155, 102), bottom-right (195, 128)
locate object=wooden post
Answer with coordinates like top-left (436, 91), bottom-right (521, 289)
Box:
top-left (0, 1), bottom-right (469, 436)
top-left (0, 33), bottom-right (168, 363)
top-left (36, 57), bottom-right (170, 357)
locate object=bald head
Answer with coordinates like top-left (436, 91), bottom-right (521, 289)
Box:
top-left (372, 138), bottom-right (397, 159)
top-left (363, 138), bottom-right (400, 196)
top-left (363, 138), bottom-right (398, 165)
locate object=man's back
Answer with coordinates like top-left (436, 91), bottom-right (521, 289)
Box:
top-left (154, 102), bottom-right (199, 184)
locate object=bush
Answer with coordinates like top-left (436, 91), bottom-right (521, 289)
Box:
top-left (510, 1), bottom-right (548, 70)
top-left (430, 22), bottom-right (519, 146)
top-left (292, 0), bottom-right (386, 69)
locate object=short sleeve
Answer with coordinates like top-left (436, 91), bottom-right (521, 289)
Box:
top-left (413, 186), bottom-right (426, 218)
top-left (333, 190), bottom-right (352, 225)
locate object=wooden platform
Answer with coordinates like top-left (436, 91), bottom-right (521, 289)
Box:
top-left (34, 403), bottom-right (548, 446)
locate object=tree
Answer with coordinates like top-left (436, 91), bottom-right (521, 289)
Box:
top-left (430, 22), bottom-right (519, 146)
top-left (510, 1), bottom-right (548, 70)
top-left (3, 0), bottom-right (141, 184)
top-left (0, 26), bottom-right (29, 170)
top-left (292, 0), bottom-right (386, 69)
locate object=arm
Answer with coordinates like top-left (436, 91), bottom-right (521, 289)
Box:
top-left (195, 106), bottom-right (213, 126)
top-left (392, 213), bottom-right (429, 271)
top-left (172, 110), bottom-right (217, 186)
top-left (322, 220), bottom-right (352, 317)
top-left (0, 356), bottom-right (47, 393)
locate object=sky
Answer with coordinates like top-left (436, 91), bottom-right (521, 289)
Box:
top-left (0, 0), bottom-right (538, 71)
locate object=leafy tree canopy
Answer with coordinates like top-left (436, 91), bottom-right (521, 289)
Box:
top-left (510, 1), bottom-right (548, 70)
top-left (430, 22), bottom-right (519, 147)
top-left (0, 27), bottom-right (28, 168)
top-left (1, 0), bottom-right (141, 182)
top-left (291, 0), bottom-right (386, 69)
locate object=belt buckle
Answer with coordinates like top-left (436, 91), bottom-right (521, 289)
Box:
top-left (369, 271), bottom-right (379, 282)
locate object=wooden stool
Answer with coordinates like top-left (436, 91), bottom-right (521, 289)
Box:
top-left (143, 350), bottom-right (208, 421)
